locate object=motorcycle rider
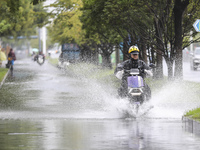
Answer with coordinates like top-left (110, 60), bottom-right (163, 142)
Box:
top-left (115, 45), bottom-right (152, 99)
top-left (34, 51), bottom-right (45, 64)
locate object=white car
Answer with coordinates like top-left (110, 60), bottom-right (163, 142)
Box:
top-left (190, 47), bottom-right (200, 70)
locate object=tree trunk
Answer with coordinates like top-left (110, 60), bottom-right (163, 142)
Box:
top-left (150, 45), bottom-right (156, 79)
top-left (80, 44), bottom-right (90, 62)
top-left (91, 48), bottom-right (98, 65)
top-left (173, 0), bottom-right (189, 80)
top-left (150, 45), bottom-right (155, 64)
top-left (154, 19), bottom-right (163, 79)
top-left (141, 38), bottom-right (147, 63)
top-left (166, 59), bottom-right (174, 80)
top-left (101, 53), bottom-right (112, 69)
top-left (174, 4), bottom-right (183, 80)
top-left (115, 45), bottom-right (120, 65)
top-left (155, 53), bottom-right (163, 79)
top-left (123, 37), bottom-right (129, 61)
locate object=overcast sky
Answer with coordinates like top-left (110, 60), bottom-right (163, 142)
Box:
top-left (43, 0), bottom-right (57, 12)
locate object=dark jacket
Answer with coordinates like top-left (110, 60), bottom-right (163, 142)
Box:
top-left (8, 51), bottom-right (16, 61)
top-left (121, 59), bottom-right (149, 70)
top-left (115, 58), bottom-right (150, 79)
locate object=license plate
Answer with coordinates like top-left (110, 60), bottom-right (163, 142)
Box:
top-left (134, 102), bottom-right (140, 105)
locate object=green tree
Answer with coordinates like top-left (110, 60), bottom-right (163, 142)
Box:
top-left (81, 0), bottom-right (154, 68)
top-left (144, 0), bottom-right (200, 80)
top-left (48, 0), bottom-right (99, 63)
top-left (0, 0), bottom-right (47, 38)
top-left (48, 0), bottom-right (85, 44)
top-left (0, 1), bottom-right (12, 36)
top-left (33, 3), bottom-right (50, 28)
top-left (83, 0), bottom-right (200, 79)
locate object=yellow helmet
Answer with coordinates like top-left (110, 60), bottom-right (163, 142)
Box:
top-left (128, 45), bottom-right (139, 54)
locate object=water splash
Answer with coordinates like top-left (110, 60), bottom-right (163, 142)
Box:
top-left (66, 63), bottom-right (200, 119)
top-left (3, 60), bottom-right (199, 120)
top-left (63, 63), bottom-right (155, 119)
top-left (147, 81), bottom-right (200, 119)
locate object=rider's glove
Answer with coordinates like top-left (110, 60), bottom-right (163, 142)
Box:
top-left (115, 70), bottom-right (124, 80)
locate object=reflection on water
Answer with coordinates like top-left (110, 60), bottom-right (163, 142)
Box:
top-left (0, 119), bottom-right (200, 150)
top-left (0, 59), bottom-right (200, 149)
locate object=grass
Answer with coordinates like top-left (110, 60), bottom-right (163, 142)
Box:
top-left (47, 57), bottom-right (59, 66)
top-left (185, 108), bottom-right (200, 119)
top-left (0, 68), bottom-right (9, 82)
top-left (184, 103), bottom-right (200, 121)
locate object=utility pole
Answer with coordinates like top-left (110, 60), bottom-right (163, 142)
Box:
top-left (190, 31), bottom-right (193, 53)
top-left (42, 27), bottom-right (46, 55)
top-left (38, 28), bottom-right (42, 52)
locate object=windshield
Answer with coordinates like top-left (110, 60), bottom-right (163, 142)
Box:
top-left (195, 48), bottom-right (200, 55)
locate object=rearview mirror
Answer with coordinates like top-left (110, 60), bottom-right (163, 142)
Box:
top-left (149, 63), bottom-right (156, 68)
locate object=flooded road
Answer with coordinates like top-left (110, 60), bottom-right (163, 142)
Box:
top-left (1, 59), bottom-right (200, 150)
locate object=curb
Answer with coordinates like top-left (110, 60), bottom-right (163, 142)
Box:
top-left (0, 68), bottom-right (10, 89)
top-left (182, 116), bottom-right (200, 135)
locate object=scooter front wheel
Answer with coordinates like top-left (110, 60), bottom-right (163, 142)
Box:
top-left (132, 101), bottom-right (140, 114)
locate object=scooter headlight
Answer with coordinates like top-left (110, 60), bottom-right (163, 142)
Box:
top-left (128, 88), bottom-right (143, 96)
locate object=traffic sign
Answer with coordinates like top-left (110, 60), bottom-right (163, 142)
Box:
top-left (193, 19), bottom-right (200, 32)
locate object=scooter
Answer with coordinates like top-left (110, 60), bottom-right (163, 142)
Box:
top-left (125, 68), bottom-right (151, 113)
top-left (37, 55), bottom-right (45, 65)
top-left (115, 66), bottom-right (154, 114)
top-left (34, 54), bottom-right (45, 65)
